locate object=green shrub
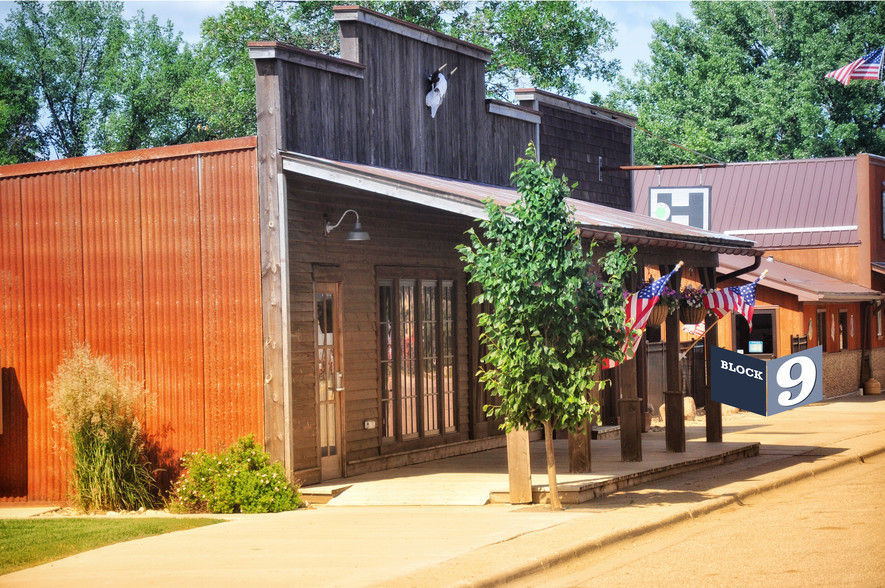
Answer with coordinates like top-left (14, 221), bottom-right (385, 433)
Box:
top-left (170, 435), bottom-right (302, 514)
top-left (48, 344), bottom-right (157, 512)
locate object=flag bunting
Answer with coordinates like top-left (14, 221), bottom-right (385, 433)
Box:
top-left (602, 261), bottom-right (683, 369)
top-left (703, 271), bottom-right (766, 332)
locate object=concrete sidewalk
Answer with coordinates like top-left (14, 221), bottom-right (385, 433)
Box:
top-left (3, 395), bottom-right (884, 587)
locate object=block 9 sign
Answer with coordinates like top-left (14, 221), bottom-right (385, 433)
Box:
top-left (711, 346), bottom-right (823, 416)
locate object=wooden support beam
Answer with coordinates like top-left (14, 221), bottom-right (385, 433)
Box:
top-left (699, 266), bottom-right (722, 443)
top-left (619, 270), bottom-right (643, 461)
top-left (568, 422), bottom-right (592, 473)
top-left (662, 264), bottom-right (685, 452)
top-left (618, 398), bottom-right (643, 461)
top-left (506, 428), bottom-right (533, 504)
top-left (636, 327), bottom-right (650, 431)
top-left (568, 366), bottom-right (601, 473)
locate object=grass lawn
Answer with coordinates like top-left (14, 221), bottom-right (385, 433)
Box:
top-left (0, 517), bottom-right (223, 575)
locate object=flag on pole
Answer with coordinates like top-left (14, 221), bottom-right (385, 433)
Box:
top-left (682, 322), bottom-right (706, 337)
top-left (825, 47), bottom-right (883, 85)
top-left (703, 272), bottom-right (764, 332)
top-left (602, 262), bottom-right (683, 369)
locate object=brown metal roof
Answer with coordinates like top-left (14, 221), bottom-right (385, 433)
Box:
top-left (719, 254), bottom-right (880, 302)
top-left (633, 157), bottom-right (859, 249)
top-left (281, 151), bottom-right (760, 255)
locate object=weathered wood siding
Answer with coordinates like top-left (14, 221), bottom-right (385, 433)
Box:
top-left (517, 90), bottom-right (634, 210)
top-left (286, 176), bottom-right (475, 481)
top-left (251, 7), bottom-right (536, 189)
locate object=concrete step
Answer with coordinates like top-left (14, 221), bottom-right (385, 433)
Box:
top-left (489, 442), bottom-right (760, 504)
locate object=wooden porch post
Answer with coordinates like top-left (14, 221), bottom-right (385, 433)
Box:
top-left (662, 264), bottom-right (685, 452)
top-left (568, 365), bottom-right (600, 473)
top-left (619, 272), bottom-right (643, 462)
top-left (506, 427), bottom-right (533, 504)
top-left (699, 266), bottom-right (722, 442)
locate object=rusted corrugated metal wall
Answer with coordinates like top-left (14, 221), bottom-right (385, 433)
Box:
top-left (0, 138), bottom-right (263, 501)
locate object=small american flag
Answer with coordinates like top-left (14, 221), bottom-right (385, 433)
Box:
top-left (602, 263), bottom-right (682, 369)
top-left (703, 276), bottom-right (761, 332)
top-left (682, 322), bottom-right (706, 337)
top-left (825, 47), bottom-right (883, 86)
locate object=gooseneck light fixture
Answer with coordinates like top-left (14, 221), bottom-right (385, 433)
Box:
top-left (325, 209), bottom-right (370, 241)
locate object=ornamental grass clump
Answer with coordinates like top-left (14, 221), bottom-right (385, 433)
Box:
top-left (170, 435), bottom-right (302, 514)
top-left (48, 344), bottom-right (157, 512)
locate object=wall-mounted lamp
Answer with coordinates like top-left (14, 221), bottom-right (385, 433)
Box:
top-left (325, 209), bottom-right (370, 241)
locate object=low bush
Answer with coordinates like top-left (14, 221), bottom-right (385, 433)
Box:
top-left (48, 344), bottom-right (157, 512)
top-left (169, 434), bottom-right (302, 514)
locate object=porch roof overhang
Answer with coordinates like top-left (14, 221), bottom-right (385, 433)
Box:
top-left (281, 151), bottom-right (760, 256)
top-left (719, 254), bottom-right (882, 303)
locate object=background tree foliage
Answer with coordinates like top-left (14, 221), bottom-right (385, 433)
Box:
top-left (0, 1), bottom-right (209, 160)
top-left (607, 1), bottom-right (885, 165)
top-left (98, 11), bottom-right (208, 153)
top-left (0, 34), bottom-right (39, 164)
top-left (2, 1), bottom-right (126, 159)
top-left (458, 144), bottom-right (635, 509)
top-left (0, 0), bottom-right (619, 159)
top-left (187, 0), bottom-right (618, 137)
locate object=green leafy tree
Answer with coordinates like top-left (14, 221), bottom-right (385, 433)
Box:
top-left (457, 144), bottom-right (635, 509)
top-left (2, 1), bottom-right (127, 158)
top-left (607, 1), bottom-right (885, 165)
top-left (456, 0), bottom-right (619, 100)
top-left (184, 0), bottom-right (619, 138)
top-left (98, 11), bottom-right (208, 152)
top-left (0, 35), bottom-right (40, 164)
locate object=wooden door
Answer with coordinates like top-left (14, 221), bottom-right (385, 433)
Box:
top-left (316, 283), bottom-right (343, 480)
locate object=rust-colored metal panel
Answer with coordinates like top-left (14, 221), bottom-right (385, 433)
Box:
top-left (0, 177), bottom-right (28, 500)
top-left (198, 149), bottom-right (263, 451)
top-left (0, 139), bottom-right (263, 502)
top-left (80, 165), bottom-right (146, 377)
top-left (21, 171), bottom-right (84, 501)
top-left (138, 156), bottom-right (207, 474)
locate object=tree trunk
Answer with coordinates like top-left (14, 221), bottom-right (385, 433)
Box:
top-left (543, 420), bottom-right (562, 510)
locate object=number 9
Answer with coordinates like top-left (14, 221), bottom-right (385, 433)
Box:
top-left (776, 356), bottom-right (816, 407)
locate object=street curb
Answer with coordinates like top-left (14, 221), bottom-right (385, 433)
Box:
top-left (456, 440), bottom-right (885, 588)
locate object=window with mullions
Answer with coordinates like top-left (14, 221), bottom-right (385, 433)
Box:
top-left (379, 277), bottom-right (457, 442)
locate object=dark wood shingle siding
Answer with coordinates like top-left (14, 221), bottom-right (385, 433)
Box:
top-left (537, 104), bottom-right (633, 210)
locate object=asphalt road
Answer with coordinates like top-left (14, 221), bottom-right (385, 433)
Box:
top-left (522, 454), bottom-right (885, 588)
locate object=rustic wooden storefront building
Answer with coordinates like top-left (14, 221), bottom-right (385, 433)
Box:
top-left (248, 6), bottom-right (756, 484)
top-left (1, 6), bottom-right (758, 501)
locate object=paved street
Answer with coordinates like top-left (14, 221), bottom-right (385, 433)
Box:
top-left (526, 453), bottom-right (885, 587)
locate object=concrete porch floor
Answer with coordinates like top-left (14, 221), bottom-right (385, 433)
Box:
top-left (302, 428), bottom-right (760, 506)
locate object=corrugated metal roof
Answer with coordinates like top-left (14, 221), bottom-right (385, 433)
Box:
top-left (282, 151), bottom-right (760, 256)
top-left (719, 254), bottom-right (880, 302)
top-left (633, 158), bottom-right (859, 249)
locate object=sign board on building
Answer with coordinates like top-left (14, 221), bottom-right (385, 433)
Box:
top-left (649, 186), bottom-right (711, 230)
top-left (711, 346), bottom-right (823, 416)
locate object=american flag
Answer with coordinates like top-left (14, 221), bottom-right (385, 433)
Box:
top-left (682, 322), bottom-right (706, 337)
top-left (602, 263), bottom-right (682, 369)
top-left (703, 277), bottom-right (761, 331)
top-left (825, 47), bottom-right (883, 86)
